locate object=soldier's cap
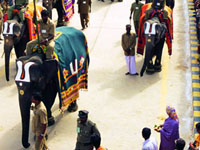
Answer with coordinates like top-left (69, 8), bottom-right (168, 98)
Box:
top-left (78, 110), bottom-right (89, 118)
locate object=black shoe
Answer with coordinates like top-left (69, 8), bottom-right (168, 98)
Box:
top-left (125, 72), bottom-right (130, 75)
top-left (81, 27), bottom-right (85, 30)
top-left (102, 0), bottom-right (104, 1)
top-left (130, 72), bottom-right (138, 76)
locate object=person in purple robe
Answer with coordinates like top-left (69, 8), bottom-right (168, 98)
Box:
top-left (154, 106), bottom-right (179, 150)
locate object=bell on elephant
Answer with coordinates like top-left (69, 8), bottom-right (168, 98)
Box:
top-left (152, 0), bottom-right (166, 9)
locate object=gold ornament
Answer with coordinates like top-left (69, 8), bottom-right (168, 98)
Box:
top-left (20, 90), bottom-right (24, 95)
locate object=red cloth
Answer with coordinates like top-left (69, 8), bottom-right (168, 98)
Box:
top-left (137, 4), bottom-right (173, 56)
top-left (3, 13), bottom-right (8, 22)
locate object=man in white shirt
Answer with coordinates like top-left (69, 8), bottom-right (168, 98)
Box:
top-left (142, 127), bottom-right (158, 150)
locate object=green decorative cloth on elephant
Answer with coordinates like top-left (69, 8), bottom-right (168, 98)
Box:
top-left (53, 27), bottom-right (89, 110)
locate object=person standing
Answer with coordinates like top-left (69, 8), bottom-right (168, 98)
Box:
top-left (142, 127), bottom-right (158, 150)
top-left (75, 110), bottom-right (100, 150)
top-left (154, 106), bottom-right (179, 150)
top-left (77, 0), bottom-right (92, 30)
top-left (129, 0), bottom-right (143, 36)
top-left (31, 96), bottom-right (48, 150)
top-left (121, 24), bottom-right (138, 76)
top-left (26, 9), bottom-right (55, 59)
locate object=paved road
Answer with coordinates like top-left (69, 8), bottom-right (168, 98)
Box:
top-left (0, 0), bottom-right (193, 149)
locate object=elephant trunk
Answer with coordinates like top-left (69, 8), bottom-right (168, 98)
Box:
top-left (4, 44), bottom-right (13, 81)
top-left (18, 91), bottom-right (32, 148)
top-left (140, 40), bottom-right (154, 77)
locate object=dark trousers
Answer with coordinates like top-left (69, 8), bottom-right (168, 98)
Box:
top-left (134, 21), bottom-right (139, 35)
top-left (80, 14), bottom-right (89, 29)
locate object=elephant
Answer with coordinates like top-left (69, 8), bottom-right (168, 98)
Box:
top-left (3, 14), bottom-right (29, 81)
top-left (140, 16), bottom-right (167, 76)
top-left (15, 26), bottom-right (89, 148)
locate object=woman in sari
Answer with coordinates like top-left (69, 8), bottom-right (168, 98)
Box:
top-left (155, 106), bottom-right (179, 150)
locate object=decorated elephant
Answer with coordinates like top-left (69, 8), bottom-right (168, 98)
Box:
top-left (140, 17), bottom-right (167, 76)
top-left (137, 2), bottom-right (173, 76)
top-left (15, 26), bottom-right (89, 148)
top-left (3, 16), bottom-right (29, 81)
top-left (3, 3), bottom-right (43, 81)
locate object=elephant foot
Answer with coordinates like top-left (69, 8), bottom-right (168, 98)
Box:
top-left (23, 142), bottom-right (30, 148)
top-left (48, 116), bottom-right (55, 126)
top-left (154, 65), bottom-right (162, 72)
top-left (67, 101), bottom-right (78, 112)
top-left (146, 68), bottom-right (155, 75)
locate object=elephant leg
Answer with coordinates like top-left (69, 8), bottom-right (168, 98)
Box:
top-left (146, 47), bottom-right (155, 74)
top-left (67, 100), bottom-right (78, 112)
top-left (154, 38), bottom-right (165, 72)
top-left (43, 81), bottom-right (58, 126)
top-left (146, 59), bottom-right (154, 74)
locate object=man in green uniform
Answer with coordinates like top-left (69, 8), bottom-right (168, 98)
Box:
top-left (31, 96), bottom-right (48, 150)
top-left (26, 9), bottom-right (55, 59)
top-left (8, 0), bottom-right (29, 22)
top-left (77, 0), bottom-right (92, 30)
top-left (75, 110), bottom-right (100, 150)
top-left (130, 0), bottom-right (144, 36)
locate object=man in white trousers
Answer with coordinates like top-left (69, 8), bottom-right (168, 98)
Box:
top-left (121, 24), bottom-right (138, 75)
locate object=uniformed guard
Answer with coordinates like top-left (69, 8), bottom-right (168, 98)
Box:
top-left (75, 110), bottom-right (100, 150)
top-left (26, 9), bottom-right (55, 59)
top-left (31, 96), bottom-right (48, 150)
top-left (77, 0), bottom-right (92, 30)
top-left (121, 24), bottom-right (138, 76)
top-left (129, 0), bottom-right (144, 36)
top-left (8, 0), bottom-right (29, 22)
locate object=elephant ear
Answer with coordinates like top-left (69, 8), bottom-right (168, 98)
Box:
top-left (29, 64), bottom-right (42, 82)
top-left (43, 60), bottom-right (58, 83)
